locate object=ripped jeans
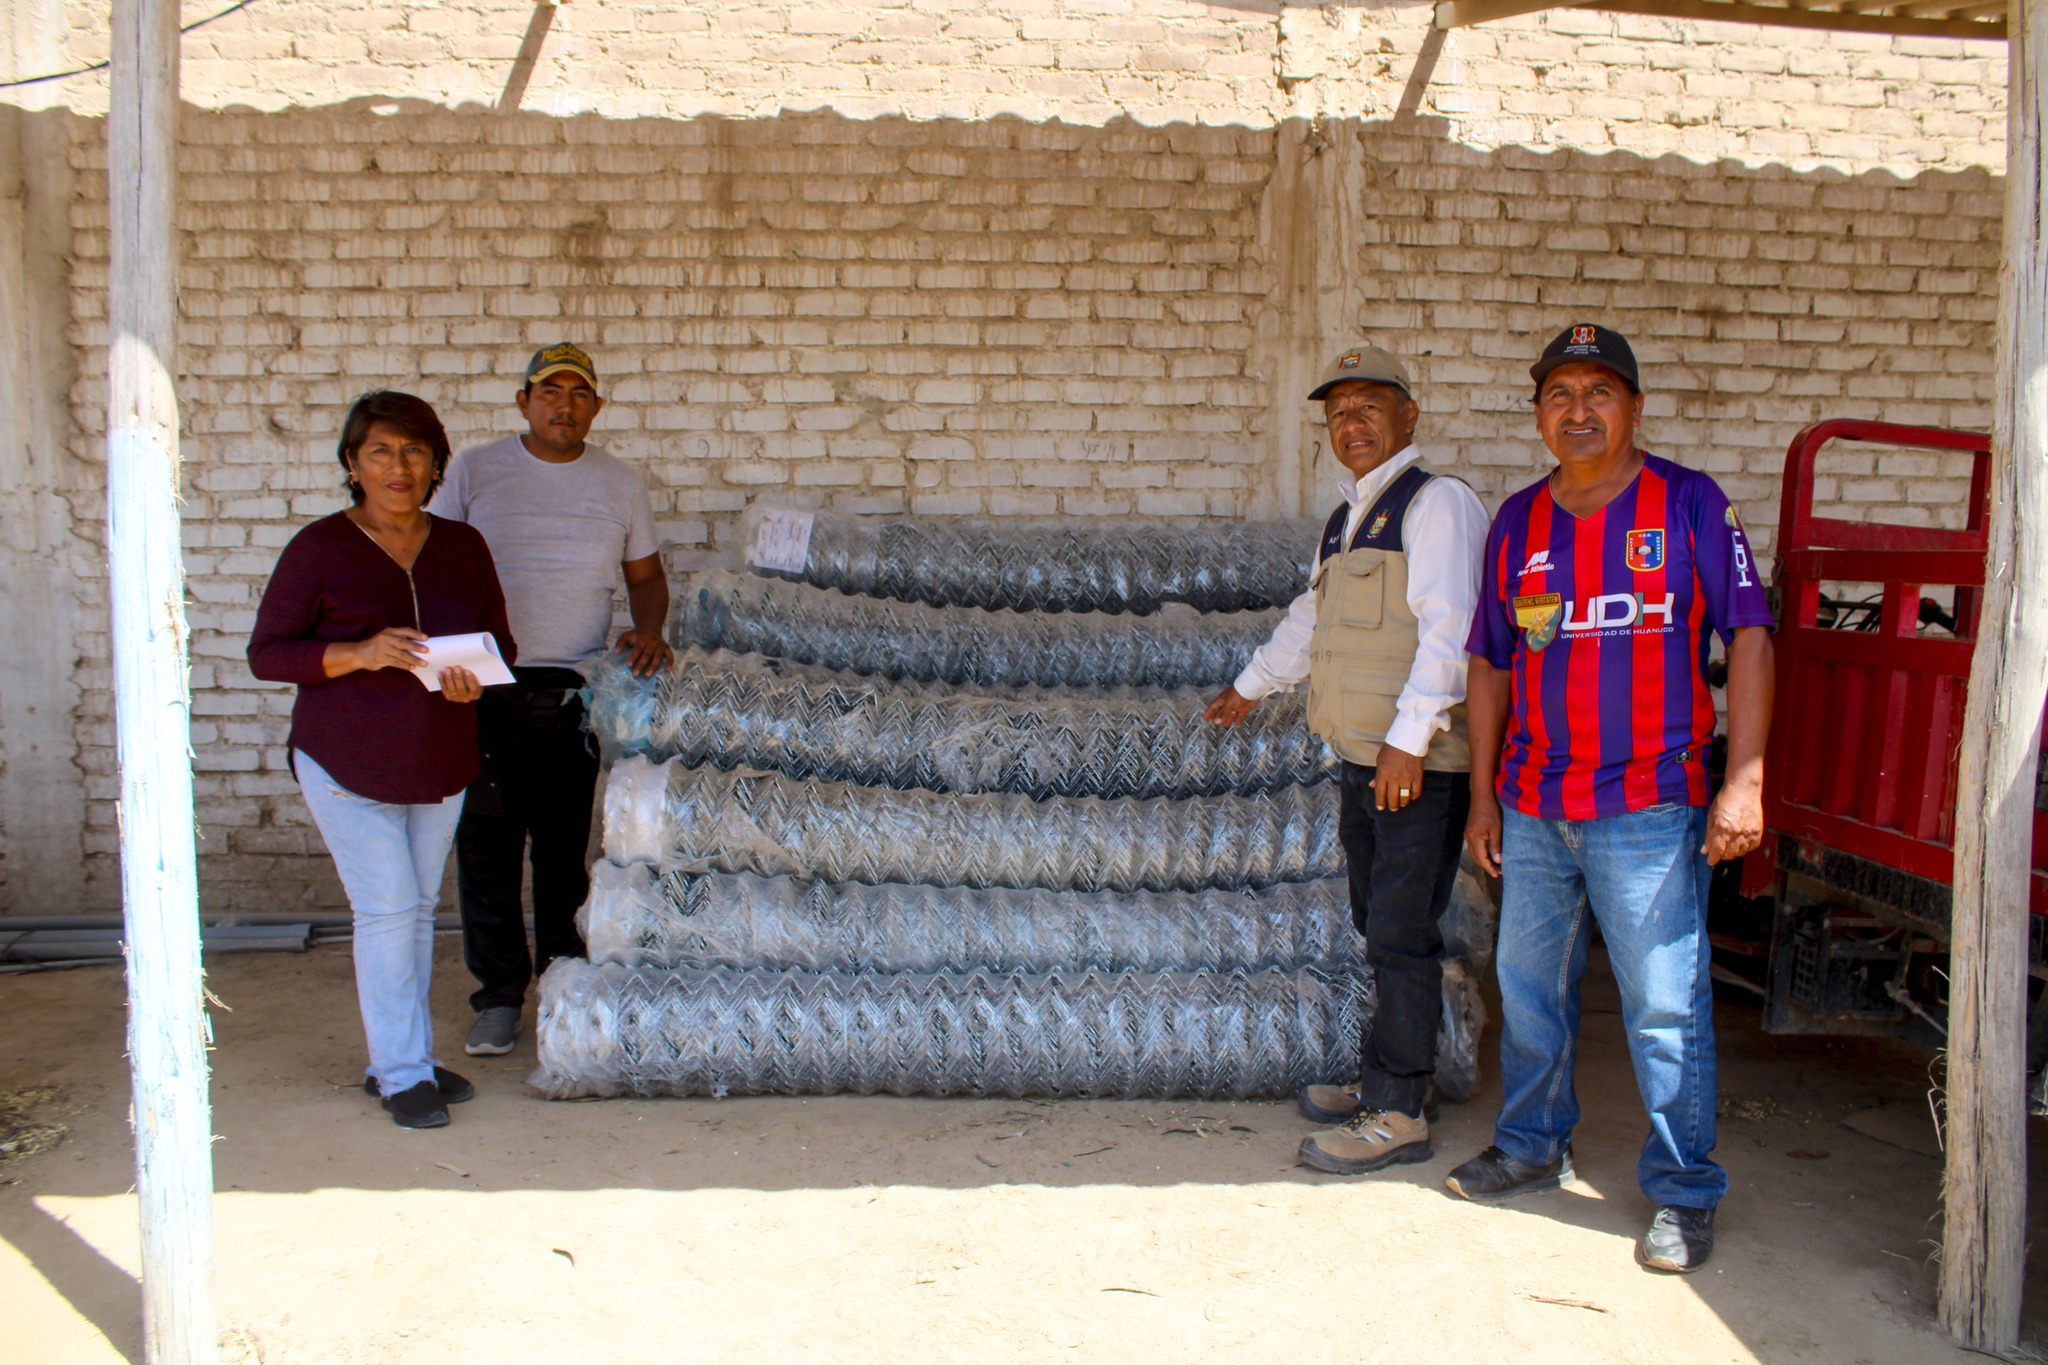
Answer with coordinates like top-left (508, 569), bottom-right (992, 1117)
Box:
top-left (296, 749), bottom-right (466, 1096)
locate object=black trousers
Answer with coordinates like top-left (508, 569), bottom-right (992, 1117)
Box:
top-left (1339, 759), bottom-right (1471, 1117)
top-left (456, 667), bottom-right (598, 1013)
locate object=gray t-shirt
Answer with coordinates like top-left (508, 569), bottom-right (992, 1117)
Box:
top-left (431, 435), bottom-right (659, 669)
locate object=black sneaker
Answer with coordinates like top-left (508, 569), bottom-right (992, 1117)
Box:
top-left (363, 1067), bottom-right (474, 1105)
top-left (381, 1080), bottom-right (451, 1130)
top-left (1636, 1205), bottom-right (1715, 1273)
top-left (1443, 1144), bottom-right (1574, 1202)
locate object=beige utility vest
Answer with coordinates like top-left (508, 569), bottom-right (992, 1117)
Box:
top-left (1305, 463), bottom-right (1472, 773)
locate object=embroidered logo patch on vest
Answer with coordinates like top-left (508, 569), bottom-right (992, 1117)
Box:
top-left (1513, 592), bottom-right (1563, 652)
top-left (1364, 510), bottom-right (1390, 540)
top-left (1625, 529), bottom-right (1665, 572)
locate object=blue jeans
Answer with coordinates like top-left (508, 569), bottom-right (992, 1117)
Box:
top-left (1493, 803), bottom-right (1726, 1209)
top-left (295, 749), bottom-right (465, 1097)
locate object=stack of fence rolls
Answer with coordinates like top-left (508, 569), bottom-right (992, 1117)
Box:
top-left (532, 510), bottom-right (1494, 1102)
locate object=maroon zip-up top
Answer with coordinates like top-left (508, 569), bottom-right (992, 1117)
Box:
top-left (248, 511), bottom-right (517, 805)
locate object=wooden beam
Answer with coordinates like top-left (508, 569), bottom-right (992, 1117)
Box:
top-left (1889, 0), bottom-right (2003, 16)
top-left (1451, 0), bottom-right (2010, 37)
top-left (106, 2), bottom-right (216, 1363)
top-left (1589, 0), bottom-right (2007, 37)
top-left (1940, 0), bottom-right (2048, 1351)
top-left (1435, 0), bottom-right (1598, 30)
top-left (1884, 0), bottom-right (2009, 16)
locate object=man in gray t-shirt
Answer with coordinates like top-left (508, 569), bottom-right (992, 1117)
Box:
top-left (429, 343), bottom-right (672, 1056)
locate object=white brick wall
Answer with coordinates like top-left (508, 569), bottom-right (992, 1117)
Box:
top-left (2, 1), bottom-right (2011, 909)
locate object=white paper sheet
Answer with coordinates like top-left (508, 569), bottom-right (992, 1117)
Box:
top-left (413, 632), bottom-right (515, 692)
top-left (749, 508), bottom-right (815, 574)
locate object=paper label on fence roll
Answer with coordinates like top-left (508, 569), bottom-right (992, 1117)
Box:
top-left (414, 632), bottom-right (515, 692)
top-left (749, 509), bottom-right (815, 574)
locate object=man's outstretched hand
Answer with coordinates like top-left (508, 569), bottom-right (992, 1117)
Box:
top-left (614, 627), bottom-right (674, 678)
top-left (1205, 685), bottom-right (1259, 727)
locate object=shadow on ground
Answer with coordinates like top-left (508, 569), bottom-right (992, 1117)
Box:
top-left (0, 937), bottom-right (2032, 1362)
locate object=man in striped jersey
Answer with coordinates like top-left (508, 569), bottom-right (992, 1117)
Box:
top-left (1443, 324), bottom-right (1774, 1276)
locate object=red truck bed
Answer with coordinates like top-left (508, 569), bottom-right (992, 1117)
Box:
top-left (1741, 419), bottom-right (2048, 920)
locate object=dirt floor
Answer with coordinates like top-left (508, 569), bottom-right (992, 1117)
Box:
top-left (1, 938), bottom-right (2043, 1365)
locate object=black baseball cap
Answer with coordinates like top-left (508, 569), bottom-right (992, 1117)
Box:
top-left (1530, 324), bottom-right (1640, 393)
top-left (524, 342), bottom-right (599, 392)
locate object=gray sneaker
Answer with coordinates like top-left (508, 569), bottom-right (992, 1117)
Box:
top-left (464, 1006), bottom-right (521, 1056)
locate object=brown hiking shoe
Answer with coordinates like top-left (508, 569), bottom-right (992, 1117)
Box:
top-left (1298, 1084), bottom-right (1367, 1124)
top-left (1297, 1107), bottom-right (1433, 1175)
top-left (1298, 1081), bottom-right (1441, 1126)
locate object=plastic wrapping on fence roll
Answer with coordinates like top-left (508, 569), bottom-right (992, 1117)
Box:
top-left (601, 756), bottom-right (1342, 892)
top-left (577, 859), bottom-right (1370, 974)
top-left (745, 509), bottom-right (1319, 615)
top-left (1442, 859), bottom-right (1500, 971)
top-left (1433, 960), bottom-right (1488, 1103)
top-left (580, 649), bottom-right (1336, 798)
top-left (531, 958), bottom-right (1373, 1101)
top-left (672, 569), bottom-right (1282, 689)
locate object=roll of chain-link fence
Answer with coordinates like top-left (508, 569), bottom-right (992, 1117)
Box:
top-left (532, 959), bottom-right (1373, 1101)
top-left (581, 649), bottom-right (1335, 798)
top-left (742, 509), bottom-right (1318, 614)
top-left (601, 756), bottom-right (1342, 892)
top-left (577, 859), bottom-right (1362, 973)
top-left (672, 570), bottom-right (1280, 688)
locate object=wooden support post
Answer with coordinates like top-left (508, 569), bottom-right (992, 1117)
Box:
top-left (106, 2), bottom-right (216, 1362)
top-left (1940, 0), bottom-right (2048, 1350)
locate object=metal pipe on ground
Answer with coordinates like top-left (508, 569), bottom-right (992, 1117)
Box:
top-left (0, 913), bottom-right (355, 931)
top-left (0, 925), bottom-right (315, 962)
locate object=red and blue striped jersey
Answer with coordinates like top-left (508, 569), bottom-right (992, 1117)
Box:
top-left (1467, 454), bottom-right (1772, 820)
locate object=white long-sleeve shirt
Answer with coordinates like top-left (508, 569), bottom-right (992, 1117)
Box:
top-left (1233, 445), bottom-right (1491, 760)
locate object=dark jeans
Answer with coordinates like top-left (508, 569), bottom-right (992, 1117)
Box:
top-left (457, 667), bottom-right (598, 1013)
top-left (1339, 758), bottom-right (1472, 1118)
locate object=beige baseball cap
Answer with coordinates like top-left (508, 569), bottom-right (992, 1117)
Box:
top-left (1306, 343), bottom-right (1412, 401)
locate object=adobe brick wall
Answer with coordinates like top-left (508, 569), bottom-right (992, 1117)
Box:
top-left (0, 1), bottom-right (2008, 912)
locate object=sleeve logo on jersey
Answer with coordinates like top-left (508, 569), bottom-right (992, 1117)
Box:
top-left (1724, 504), bottom-right (1742, 530)
top-left (1513, 592), bottom-right (1563, 652)
top-left (1518, 548), bottom-right (1553, 578)
top-left (1625, 528), bottom-right (1665, 572)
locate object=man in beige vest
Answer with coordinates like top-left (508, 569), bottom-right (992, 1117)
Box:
top-left (1208, 342), bottom-right (1489, 1173)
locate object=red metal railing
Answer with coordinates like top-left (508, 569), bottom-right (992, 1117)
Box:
top-left (1741, 419), bottom-right (2047, 917)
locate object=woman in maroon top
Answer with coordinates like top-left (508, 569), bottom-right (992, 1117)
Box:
top-left (249, 391), bottom-right (516, 1130)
